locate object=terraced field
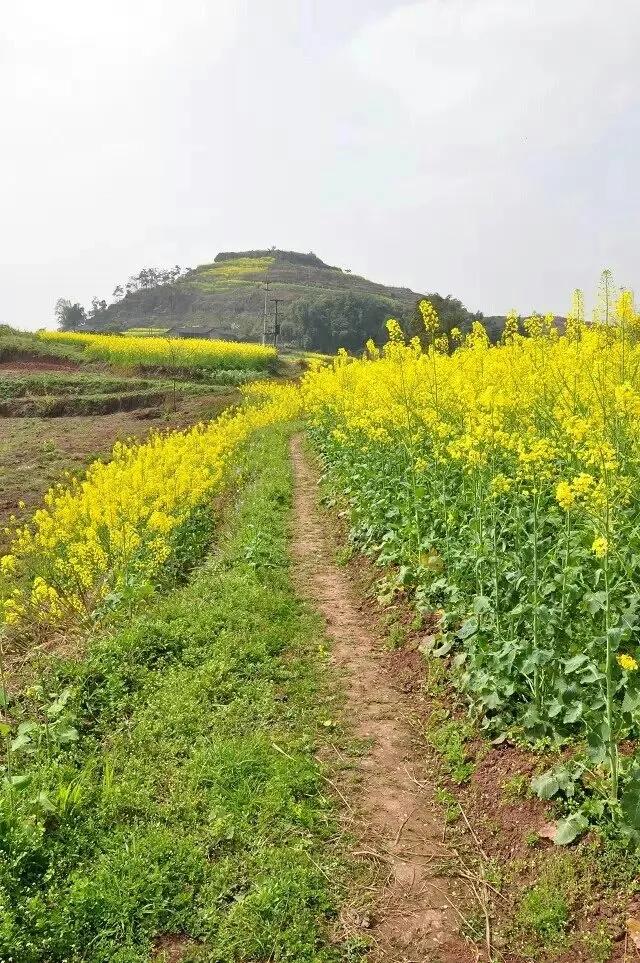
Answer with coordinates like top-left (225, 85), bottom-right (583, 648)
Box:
top-left (0, 371), bottom-right (236, 418)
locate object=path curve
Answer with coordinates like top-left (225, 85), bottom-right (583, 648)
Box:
top-left (290, 436), bottom-right (471, 963)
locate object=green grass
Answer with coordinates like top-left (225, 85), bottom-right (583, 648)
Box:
top-left (0, 390), bottom-right (172, 418)
top-left (515, 879), bottom-right (569, 942)
top-left (0, 372), bottom-right (258, 400)
top-left (0, 428), bottom-right (347, 962)
top-left (281, 350), bottom-right (334, 364)
top-left (0, 374), bottom-right (155, 399)
top-left (426, 710), bottom-right (475, 784)
top-left (0, 325), bottom-right (87, 364)
top-left (434, 786), bottom-right (460, 824)
top-left (191, 369), bottom-right (268, 386)
top-left (510, 857), bottom-right (573, 957)
top-left (501, 773), bottom-right (530, 801)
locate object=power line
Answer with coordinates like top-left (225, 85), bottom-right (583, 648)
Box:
top-left (270, 298), bottom-right (284, 348)
top-left (262, 276), bottom-right (270, 346)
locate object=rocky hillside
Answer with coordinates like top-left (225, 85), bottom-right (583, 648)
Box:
top-left (87, 250), bottom-right (480, 353)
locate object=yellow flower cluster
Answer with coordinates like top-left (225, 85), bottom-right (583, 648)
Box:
top-left (617, 653), bottom-right (639, 672)
top-left (591, 536), bottom-right (609, 559)
top-left (39, 331), bottom-right (276, 372)
top-left (0, 383), bottom-right (300, 633)
top-left (555, 481), bottom-right (575, 511)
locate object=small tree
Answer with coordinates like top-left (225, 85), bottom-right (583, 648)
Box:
top-left (54, 298), bottom-right (86, 331)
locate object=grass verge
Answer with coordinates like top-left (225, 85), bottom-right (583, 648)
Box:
top-left (0, 427), bottom-right (347, 962)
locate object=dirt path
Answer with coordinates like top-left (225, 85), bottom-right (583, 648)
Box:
top-left (290, 436), bottom-right (473, 963)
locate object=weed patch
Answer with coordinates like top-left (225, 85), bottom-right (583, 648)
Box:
top-left (510, 857), bottom-right (573, 956)
top-left (426, 710), bottom-right (475, 784)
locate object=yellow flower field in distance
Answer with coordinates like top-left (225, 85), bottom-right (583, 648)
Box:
top-left (38, 331), bottom-right (276, 372)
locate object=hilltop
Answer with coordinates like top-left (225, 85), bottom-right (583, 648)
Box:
top-left (80, 249), bottom-right (481, 353)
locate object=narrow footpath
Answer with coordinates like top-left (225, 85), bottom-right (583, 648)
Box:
top-left (290, 436), bottom-right (474, 963)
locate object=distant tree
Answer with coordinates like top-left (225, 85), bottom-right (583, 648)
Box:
top-left (54, 298), bottom-right (86, 331)
top-left (112, 285), bottom-right (124, 300)
top-left (158, 265), bottom-right (182, 286)
top-left (290, 291), bottom-right (402, 353)
top-left (123, 265), bottom-right (183, 295)
top-left (125, 268), bottom-right (154, 293)
top-left (140, 268), bottom-right (159, 289)
top-left (482, 316), bottom-right (508, 343)
top-left (89, 297), bottom-right (108, 323)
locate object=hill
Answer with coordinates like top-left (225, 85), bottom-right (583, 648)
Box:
top-left (78, 249), bottom-right (480, 353)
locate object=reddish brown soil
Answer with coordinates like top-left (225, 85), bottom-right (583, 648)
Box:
top-left (387, 644), bottom-right (551, 859)
top-left (0, 357), bottom-right (81, 372)
top-left (152, 934), bottom-right (195, 962)
top-left (290, 436), bottom-right (475, 963)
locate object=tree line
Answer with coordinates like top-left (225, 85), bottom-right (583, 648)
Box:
top-left (282, 290), bottom-right (482, 353)
top-left (54, 266), bottom-right (186, 330)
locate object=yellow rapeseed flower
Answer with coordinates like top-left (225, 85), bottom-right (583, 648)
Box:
top-left (555, 481), bottom-right (575, 511)
top-left (617, 653), bottom-right (639, 672)
top-left (591, 536), bottom-right (609, 559)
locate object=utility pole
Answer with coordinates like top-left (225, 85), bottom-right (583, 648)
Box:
top-left (262, 276), bottom-right (270, 346)
top-left (270, 297), bottom-right (283, 348)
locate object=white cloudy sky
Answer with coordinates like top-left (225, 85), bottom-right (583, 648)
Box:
top-left (2, 0), bottom-right (639, 329)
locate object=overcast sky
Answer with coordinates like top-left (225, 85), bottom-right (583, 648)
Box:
top-left (2, 0), bottom-right (639, 330)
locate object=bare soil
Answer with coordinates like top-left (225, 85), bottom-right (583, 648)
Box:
top-left (152, 934), bottom-right (196, 962)
top-left (290, 436), bottom-right (474, 963)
